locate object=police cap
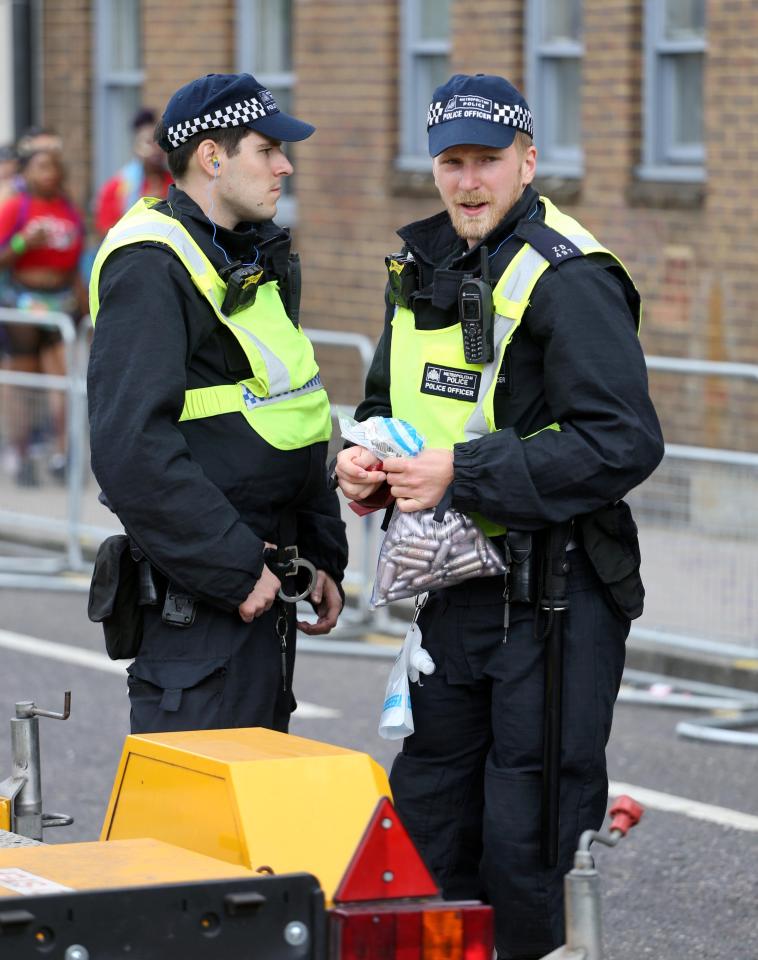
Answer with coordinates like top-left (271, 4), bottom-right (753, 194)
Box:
top-left (159, 73), bottom-right (315, 152)
top-left (427, 74), bottom-right (533, 158)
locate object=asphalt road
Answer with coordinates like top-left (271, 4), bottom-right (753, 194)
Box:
top-left (1, 581), bottom-right (757, 960)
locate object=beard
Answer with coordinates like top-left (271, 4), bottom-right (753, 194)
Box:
top-left (446, 186), bottom-right (523, 243)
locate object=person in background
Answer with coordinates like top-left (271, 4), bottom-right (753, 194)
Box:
top-left (0, 147), bottom-right (86, 484)
top-left (0, 146), bottom-right (18, 203)
top-left (15, 126), bottom-right (63, 162)
top-left (93, 108), bottom-right (172, 236)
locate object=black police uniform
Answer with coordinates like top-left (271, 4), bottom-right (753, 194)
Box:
top-left (88, 185), bottom-right (348, 734)
top-left (356, 185), bottom-right (664, 958)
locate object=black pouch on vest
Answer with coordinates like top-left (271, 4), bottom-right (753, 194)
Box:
top-left (283, 253), bottom-right (302, 328)
top-left (87, 534), bottom-right (144, 660)
top-left (580, 501), bottom-right (644, 620)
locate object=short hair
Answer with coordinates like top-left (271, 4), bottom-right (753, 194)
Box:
top-left (154, 121), bottom-right (252, 179)
top-left (514, 131), bottom-right (534, 157)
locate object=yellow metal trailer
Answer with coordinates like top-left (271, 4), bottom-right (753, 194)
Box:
top-left (0, 695), bottom-right (495, 959)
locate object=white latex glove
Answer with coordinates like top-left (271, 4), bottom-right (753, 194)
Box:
top-left (406, 622), bottom-right (436, 684)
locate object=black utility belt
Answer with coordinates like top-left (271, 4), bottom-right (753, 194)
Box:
top-left (135, 544), bottom-right (318, 630)
top-left (134, 561), bottom-right (197, 629)
top-left (488, 530), bottom-right (579, 605)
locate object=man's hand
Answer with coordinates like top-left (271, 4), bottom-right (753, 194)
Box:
top-left (297, 570), bottom-right (343, 635)
top-left (238, 564), bottom-right (281, 622)
top-left (383, 448), bottom-right (454, 512)
top-left (335, 446), bottom-right (387, 500)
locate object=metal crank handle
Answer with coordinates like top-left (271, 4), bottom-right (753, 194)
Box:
top-left (278, 557), bottom-right (318, 603)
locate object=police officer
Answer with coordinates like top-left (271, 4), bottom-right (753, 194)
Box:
top-left (88, 73), bottom-right (348, 734)
top-left (335, 74), bottom-right (664, 959)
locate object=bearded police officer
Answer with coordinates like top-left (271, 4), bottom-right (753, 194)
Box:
top-left (88, 73), bottom-right (347, 734)
top-left (335, 74), bottom-right (663, 959)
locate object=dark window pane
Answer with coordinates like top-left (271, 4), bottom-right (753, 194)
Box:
top-left (551, 59), bottom-right (581, 149)
top-left (665, 0), bottom-right (706, 41)
top-left (542, 0), bottom-right (582, 43)
top-left (255, 0), bottom-right (292, 73)
top-left (419, 0), bottom-right (450, 40)
top-left (110, 0), bottom-right (141, 70)
top-left (671, 53), bottom-right (703, 147)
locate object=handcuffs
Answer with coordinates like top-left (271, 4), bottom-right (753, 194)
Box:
top-left (263, 546), bottom-right (318, 604)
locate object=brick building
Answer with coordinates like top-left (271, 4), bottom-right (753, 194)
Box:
top-left (10, 0), bottom-right (758, 451)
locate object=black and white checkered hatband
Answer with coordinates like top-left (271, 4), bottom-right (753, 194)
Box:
top-left (166, 95), bottom-right (274, 148)
top-left (427, 100), bottom-right (533, 138)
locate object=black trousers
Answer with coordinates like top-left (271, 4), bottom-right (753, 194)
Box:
top-left (389, 548), bottom-right (627, 959)
top-left (126, 598), bottom-right (297, 734)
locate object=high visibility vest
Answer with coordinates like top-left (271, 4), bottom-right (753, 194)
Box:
top-left (389, 197), bottom-right (640, 536)
top-left (89, 198), bottom-right (332, 451)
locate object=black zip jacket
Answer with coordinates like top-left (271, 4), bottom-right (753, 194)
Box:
top-left (88, 186), bottom-right (348, 610)
top-left (355, 186), bottom-right (664, 529)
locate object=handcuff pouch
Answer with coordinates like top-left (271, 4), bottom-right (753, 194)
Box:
top-left (580, 501), bottom-right (644, 620)
top-left (88, 534), bottom-right (143, 660)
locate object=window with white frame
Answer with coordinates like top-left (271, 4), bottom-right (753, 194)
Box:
top-left (237, 0), bottom-right (296, 221)
top-left (525, 0), bottom-right (583, 178)
top-left (398, 0), bottom-right (451, 171)
top-left (641, 0), bottom-right (706, 181)
top-left (93, 0), bottom-right (143, 188)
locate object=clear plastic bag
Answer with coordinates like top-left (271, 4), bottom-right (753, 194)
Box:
top-left (338, 413), bottom-right (424, 460)
top-left (338, 414), bottom-right (505, 607)
top-left (378, 609), bottom-right (435, 740)
top-left (377, 638), bottom-right (414, 740)
top-left (371, 508), bottom-right (506, 607)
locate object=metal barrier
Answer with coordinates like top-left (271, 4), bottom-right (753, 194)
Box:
top-left (628, 356), bottom-right (758, 658)
top-left (0, 319), bottom-right (385, 612)
top-left (1, 321), bottom-right (757, 665)
top-left (0, 307), bottom-right (87, 576)
top-left (303, 328), bottom-right (383, 626)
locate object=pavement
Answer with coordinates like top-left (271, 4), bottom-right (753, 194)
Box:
top-left (0, 454), bottom-right (757, 696)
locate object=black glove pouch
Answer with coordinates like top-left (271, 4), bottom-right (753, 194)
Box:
top-left (88, 534), bottom-right (143, 660)
top-left (579, 501), bottom-right (644, 620)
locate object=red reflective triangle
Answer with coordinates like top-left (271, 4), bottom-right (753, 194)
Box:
top-left (334, 797), bottom-right (440, 903)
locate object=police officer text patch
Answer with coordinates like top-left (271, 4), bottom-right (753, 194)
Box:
top-left (421, 363), bottom-right (481, 402)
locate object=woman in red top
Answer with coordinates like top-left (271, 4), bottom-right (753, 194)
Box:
top-left (0, 148), bottom-right (86, 484)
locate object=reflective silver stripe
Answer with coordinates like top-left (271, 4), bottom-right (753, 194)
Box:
top-left (105, 215), bottom-right (292, 396)
top-left (241, 374), bottom-right (323, 411)
top-left (498, 245), bottom-right (547, 304)
top-left (105, 219), bottom-right (209, 276)
top-left (463, 314), bottom-right (518, 441)
top-left (226, 317), bottom-right (292, 396)
top-left (496, 233), bottom-right (606, 308)
top-left (465, 225), bottom-right (611, 441)
top-left (566, 232), bottom-right (606, 255)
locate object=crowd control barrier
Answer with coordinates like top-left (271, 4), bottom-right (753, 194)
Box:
top-left (0, 307), bottom-right (87, 578)
top-left (0, 319), bottom-right (756, 663)
top-left (627, 356), bottom-right (758, 659)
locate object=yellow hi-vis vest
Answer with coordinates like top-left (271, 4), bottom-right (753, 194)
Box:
top-left (389, 197), bottom-right (640, 536)
top-left (89, 198), bottom-right (332, 451)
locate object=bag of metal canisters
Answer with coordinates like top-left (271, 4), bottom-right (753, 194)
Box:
top-left (338, 415), bottom-right (506, 606)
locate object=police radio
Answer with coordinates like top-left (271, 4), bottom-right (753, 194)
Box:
top-left (458, 247), bottom-right (494, 364)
